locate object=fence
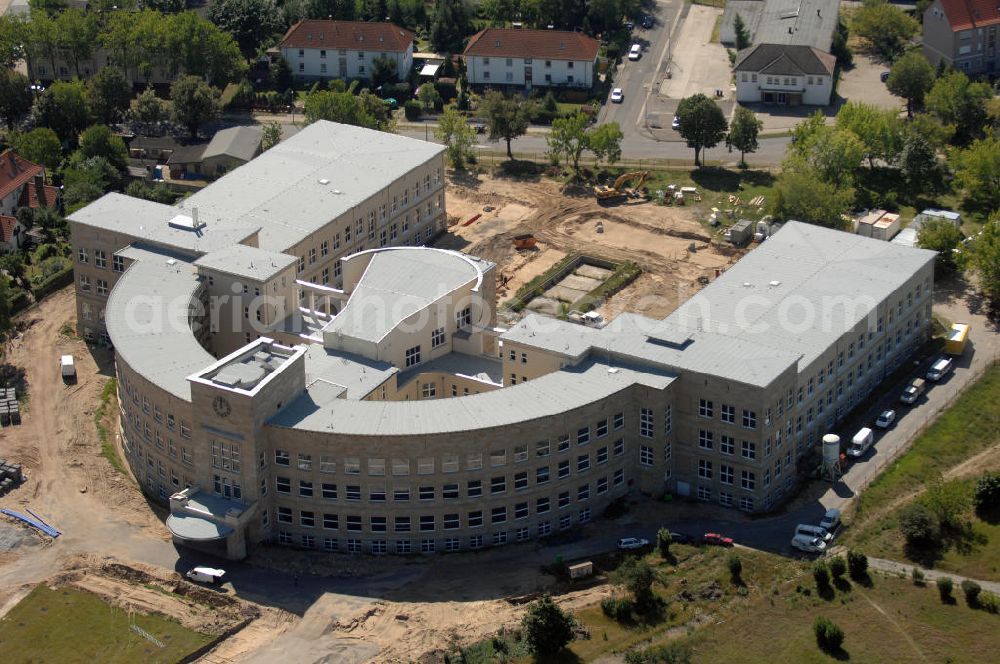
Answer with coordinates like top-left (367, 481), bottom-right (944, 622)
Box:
top-left (477, 150), bottom-right (745, 172)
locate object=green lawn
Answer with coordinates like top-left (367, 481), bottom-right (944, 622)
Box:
top-left (678, 574), bottom-right (1000, 663)
top-left (0, 585), bottom-right (213, 664)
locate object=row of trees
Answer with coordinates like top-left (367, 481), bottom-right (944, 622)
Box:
top-left (672, 94), bottom-right (762, 167)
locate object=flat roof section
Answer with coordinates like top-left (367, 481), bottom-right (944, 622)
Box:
top-left (302, 344), bottom-right (397, 400)
top-left (194, 244), bottom-right (299, 282)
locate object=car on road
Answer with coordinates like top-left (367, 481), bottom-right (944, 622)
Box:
top-left (819, 508), bottom-right (842, 533)
top-left (702, 532), bottom-right (734, 547)
top-left (618, 537), bottom-right (649, 550)
top-left (880, 71), bottom-right (891, 83)
top-left (629, 44), bottom-right (642, 60)
top-left (611, 88), bottom-right (624, 103)
top-left (926, 356), bottom-right (953, 381)
top-left (671, 115), bottom-right (681, 130)
top-left (791, 533), bottom-right (827, 554)
top-left (642, 15), bottom-right (653, 29)
top-left (900, 377), bottom-right (925, 405)
top-left (875, 409), bottom-right (896, 429)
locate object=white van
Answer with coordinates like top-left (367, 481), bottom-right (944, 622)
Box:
top-left (185, 567), bottom-right (226, 585)
top-left (796, 523), bottom-right (833, 543)
top-left (60, 355), bottom-right (76, 380)
top-left (926, 357), bottom-right (953, 382)
top-left (846, 427), bottom-right (874, 459)
top-left (791, 533), bottom-right (827, 553)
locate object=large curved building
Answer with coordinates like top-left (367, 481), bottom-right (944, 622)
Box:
top-left (70, 122), bottom-right (936, 559)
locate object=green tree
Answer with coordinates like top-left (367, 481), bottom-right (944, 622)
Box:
top-left (813, 561), bottom-right (831, 590)
top-left (55, 8), bottom-right (99, 78)
top-left (964, 213), bottom-right (1000, 306)
top-left (920, 479), bottom-right (971, 531)
top-left (60, 153), bottom-right (119, 211)
top-left (813, 616), bottom-right (845, 653)
top-left (130, 87), bottom-right (168, 124)
top-left (26, 10), bottom-right (60, 77)
top-left (85, 67), bottom-right (133, 125)
top-left (836, 101), bottom-right (904, 168)
top-left (951, 137), bottom-right (1000, 213)
top-left (770, 164), bottom-right (853, 229)
top-left (521, 595), bottom-right (574, 656)
top-left (676, 94), bottom-right (728, 166)
top-left (926, 71), bottom-right (993, 144)
top-left (434, 107), bottom-right (476, 168)
top-left (974, 471), bottom-right (1000, 514)
top-left (900, 129), bottom-right (946, 196)
top-left (9, 128), bottom-right (62, 173)
top-left (163, 11), bottom-right (247, 86)
top-left (417, 82), bottom-right (443, 112)
top-left (588, 122), bottom-right (623, 167)
top-left (851, 0), bottom-right (919, 62)
top-left (726, 105), bottom-right (762, 167)
top-left (208, 0), bottom-right (284, 58)
top-left (371, 57), bottom-right (399, 88)
top-left (733, 12), bottom-right (750, 51)
top-left (125, 180), bottom-right (177, 204)
top-left (0, 15), bottom-right (28, 69)
top-left (482, 91), bottom-right (533, 160)
top-left (429, 0), bottom-right (471, 53)
top-left (0, 68), bottom-right (33, 130)
top-left (78, 124), bottom-right (128, 172)
top-left (33, 80), bottom-right (91, 144)
top-left (656, 527), bottom-right (672, 559)
top-left (304, 88), bottom-right (380, 129)
top-left (727, 554), bottom-right (743, 585)
top-left (612, 556), bottom-right (656, 609)
top-left (624, 643), bottom-right (692, 664)
top-left (793, 126), bottom-right (866, 187)
top-left (547, 111), bottom-right (590, 174)
top-left (899, 501), bottom-right (941, 546)
top-left (169, 75), bottom-right (220, 138)
top-left (829, 556), bottom-right (847, 580)
top-left (847, 550), bottom-right (868, 580)
top-left (261, 122), bottom-right (282, 151)
top-left (917, 217), bottom-right (964, 272)
top-left (937, 576), bottom-right (954, 602)
top-left (887, 51), bottom-right (935, 117)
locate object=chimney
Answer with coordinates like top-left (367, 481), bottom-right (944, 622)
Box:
top-left (788, 26), bottom-right (793, 34)
top-left (817, 9), bottom-right (821, 17)
top-left (192, 206), bottom-right (199, 227)
top-left (34, 174), bottom-right (45, 208)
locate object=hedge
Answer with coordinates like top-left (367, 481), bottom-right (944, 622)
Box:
top-left (30, 264), bottom-right (74, 300)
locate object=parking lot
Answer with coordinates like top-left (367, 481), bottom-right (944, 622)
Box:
top-left (661, 5), bottom-right (732, 101)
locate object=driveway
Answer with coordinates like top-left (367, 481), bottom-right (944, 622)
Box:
top-left (660, 5), bottom-right (731, 100)
top-left (837, 53), bottom-right (905, 112)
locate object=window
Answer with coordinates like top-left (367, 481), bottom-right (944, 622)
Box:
top-left (557, 435), bottom-right (570, 453)
top-left (322, 483), bottom-right (337, 499)
top-left (614, 468), bottom-right (625, 486)
top-left (596, 419), bottom-right (608, 437)
top-left (79, 275), bottom-right (91, 291)
top-left (698, 459), bottom-right (713, 479)
top-left (301, 511), bottom-right (315, 528)
top-left (420, 383), bottom-right (436, 399)
top-left (515, 502), bottom-right (529, 519)
top-left (720, 464), bottom-right (734, 485)
top-left (393, 487), bottom-right (410, 502)
top-left (577, 454), bottom-right (590, 472)
top-left (742, 410), bottom-right (757, 429)
top-left (513, 445), bottom-right (528, 463)
top-left (490, 476), bottom-right (506, 494)
top-left (277, 507), bottom-right (292, 523)
top-left (613, 412), bottom-right (625, 430)
top-left (741, 470), bottom-right (756, 491)
top-left (112, 255), bottom-right (124, 272)
top-left (664, 406), bottom-right (672, 434)
top-left (490, 449), bottom-right (506, 467)
top-left (698, 430), bottom-right (713, 450)
top-left (405, 345), bottom-right (421, 367)
top-left (614, 438), bottom-right (625, 456)
top-left (720, 435), bottom-right (735, 455)
top-left (514, 472), bottom-right (528, 490)
top-left (597, 446), bottom-right (608, 464)
top-left (721, 404), bottom-right (735, 423)
top-left (577, 427), bottom-right (590, 445)
top-left (742, 441), bottom-right (756, 460)
top-left (299, 480), bottom-right (313, 497)
top-left (491, 506), bottom-right (506, 524)
top-left (639, 446), bottom-right (654, 466)
top-left (78, 247), bottom-right (88, 263)
top-left (467, 479), bottom-right (482, 497)
top-left (345, 458), bottom-right (361, 474)
top-left (467, 510), bottom-right (483, 527)
top-left (697, 486), bottom-right (712, 501)
top-left (95, 250), bottom-right (106, 269)
top-left (419, 485), bottom-right (434, 500)
top-left (431, 327), bottom-right (446, 348)
top-left (369, 486), bottom-right (386, 502)
top-left (97, 279), bottom-right (108, 296)
top-left (443, 514), bottom-right (460, 530)
top-left (640, 408), bottom-right (653, 438)
top-left (536, 466), bottom-right (550, 484)
top-left (699, 399), bottom-right (714, 418)
top-left (417, 458), bottom-right (434, 475)
top-left (739, 496), bottom-right (754, 511)
top-left (443, 483), bottom-right (459, 499)
top-left (456, 307), bottom-right (472, 328)
top-left (558, 491), bottom-right (570, 508)
top-left (276, 477), bottom-right (290, 493)
top-left (346, 485), bottom-right (361, 500)
top-left (323, 513), bottom-right (338, 530)
top-left (420, 515), bottom-right (435, 531)
top-left (558, 459), bottom-right (570, 479)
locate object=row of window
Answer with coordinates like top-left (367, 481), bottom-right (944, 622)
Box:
top-left (78, 247), bottom-right (125, 272)
top-left (697, 400), bottom-right (758, 428)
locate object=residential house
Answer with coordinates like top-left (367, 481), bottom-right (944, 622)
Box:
top-left (922, 0), bottom-right (1000, 74)
top-left (277, 20), bottom-right (414, 82)
top-left (0, 150), bottom-right (55, 216)
top-left (0, 216), bottom-right (23, 252)
top-left (462, 29), bottom-right (600, 90)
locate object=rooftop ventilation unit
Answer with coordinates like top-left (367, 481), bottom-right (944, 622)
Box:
top-left (318, 178), bottom-right (330, 185)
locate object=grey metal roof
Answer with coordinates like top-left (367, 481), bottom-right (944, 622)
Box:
top-left (269, 358), bottom-right (676, 435)
top-left (323, 248), bottom-right (490, 343)
top-left (166, 514), bottom-right (233, 541)
top-left (180, 121), bottom-right (446, 253)
top-left (302, 344), bottom-right (397, 400)
top-left (193, 244), bottom-right (298, 282)
top-left (734, 43), bottom-right (835, 75)
top-left (69, 192), bottom-right (253, 254)
top-left (105, 246), bottom-right (216, 401)
top-left (752, 0), bottom-right (840, 51)
top-left (666, 221), bottom-right (936, 370)
top-left (202, 126), bottom-right (263, 163)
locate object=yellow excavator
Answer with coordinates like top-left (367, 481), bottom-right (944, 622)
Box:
top-left (593, 171), bottom-right (650, 203)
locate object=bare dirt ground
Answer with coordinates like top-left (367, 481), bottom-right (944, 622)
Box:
top-left (439, 171), bottom-right (742, 323)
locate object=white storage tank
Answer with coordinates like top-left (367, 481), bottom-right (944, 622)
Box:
top-left (821, 433), bottom-right (841, 480)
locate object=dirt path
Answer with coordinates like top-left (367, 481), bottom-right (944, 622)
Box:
top-left (857, 588), bottom-right (930, 663)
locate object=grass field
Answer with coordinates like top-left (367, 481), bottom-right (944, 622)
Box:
top-left (0, 585), bottom-right (213, 664)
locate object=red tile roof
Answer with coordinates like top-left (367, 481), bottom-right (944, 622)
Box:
top-left (0, 215), bottom-right (19, 243)
top-left (937, 0), bottom-right (1000, 31)
top-left (0, 150), bottom-right (43, 201)
top-left (278, 20), bottom-right (414, 52)
top-left (463, 29), bottom-right (600, 62)
top-left (18, 179), bottom-right (59, 210)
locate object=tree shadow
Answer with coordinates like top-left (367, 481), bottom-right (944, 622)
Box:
top-left (904, 539), bottom-right (946, 569)
top-left (448, 168), bottom-right (482, 189)
top-left (689, 167), bottom-right (776, 193)
top-left (817, 583), bottom-right (836, 601)
top-left (833, 577), bottom-right (852, 594)
top-left (541, 650), bottom-right (584, 664)
top-left (823, 646), bottom-right (852, 661)
top-left (496, 159), bottom-right (543, 181)
top-left (976, 505), bottom-right (1000, 526)
top-left (850, 572), bottom-right (874, 588)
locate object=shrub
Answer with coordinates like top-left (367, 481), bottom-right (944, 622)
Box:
top-left (899, 502), bottom-right (941, 546)
top-left (911, 567), bottom-right (925, 585)
top-left (813, 616), bottom-right (845, 653)
top-left (829, 556), bottom-right (847, 580)
top-left (612, 557), bottom-right (656, 609)
top-left (937, 576), bottom-right (954, 602)
top-left (728, 554), bottom-right (743, 585)
top-left (974, 471), bottom-right (1000, 514)
top-left (961, 579), bottom-right (982, 607)
top-left (847, 550), bottom-right (869, 580)
top-left (656, 527), bottom-right (672, 559)
top-left (403, 99), bottom-right (422, 121)
top-left (521, 595), bottom-right (574, 655)
top-left (813, 561), bottom-right (831, 590)
top-left (601, 596), bottom-right (633, 622)
top-left (624, 642), bottom-right (692, 664)
top-left (979, 592), bottom-right (999, 614)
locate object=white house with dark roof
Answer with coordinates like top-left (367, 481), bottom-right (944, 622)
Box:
top-left (277, 20), bottom-right (414, 82)
top-left (734, 44), bottom-right (836, 105)
top-left (462, 29), bottom-right (600, 89)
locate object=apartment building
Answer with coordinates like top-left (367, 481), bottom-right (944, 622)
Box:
top-left (922, 0), bottom-right (1000, 74)
top-left (90, 206), bottom-right (934, 559)
top-left (462, 29), bottom-right (600, 89)
top-left (277, 20), bottom-right (414, 82)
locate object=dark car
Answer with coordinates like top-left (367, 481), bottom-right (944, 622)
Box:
top-left (642, 15), bottom-right (653, 29)
top-left (880, 71), bottom-right (890, 83)
top-left (668, 531), bottom-right (693, 544)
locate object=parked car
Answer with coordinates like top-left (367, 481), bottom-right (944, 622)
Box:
top-left (791, 533), bottom-right (827, 553)
top-left (667, 531), bottom-right (693, 544)
top-left (926, 356), bottom-right (953, 381)
top-left (185, 567), bottom-right (226, 585)
top-left (846, 427), bottom-right (874, 459)
top-left (875, 409), bottom-right (896, 429)
top-left (703, 532), bottom-right (734, 547)
top-left (880, 71), bottom-right (890, 83)
top-left (796, 523), bottom-right (834, 543)
top-left (617, 537), bottom-right (649, 550)
top-left (629, 44), bottom-right (642, 60)
top-left (642, 15), bottom-right (653, 29)
top-left (900, 378), bottom-right (925, 405)
top-left (819, 508), bottom-right (842, 533)
top-left (671, 115), bottom-right (681, 130)
top-left (611, 88), bottom-right (624, 103)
